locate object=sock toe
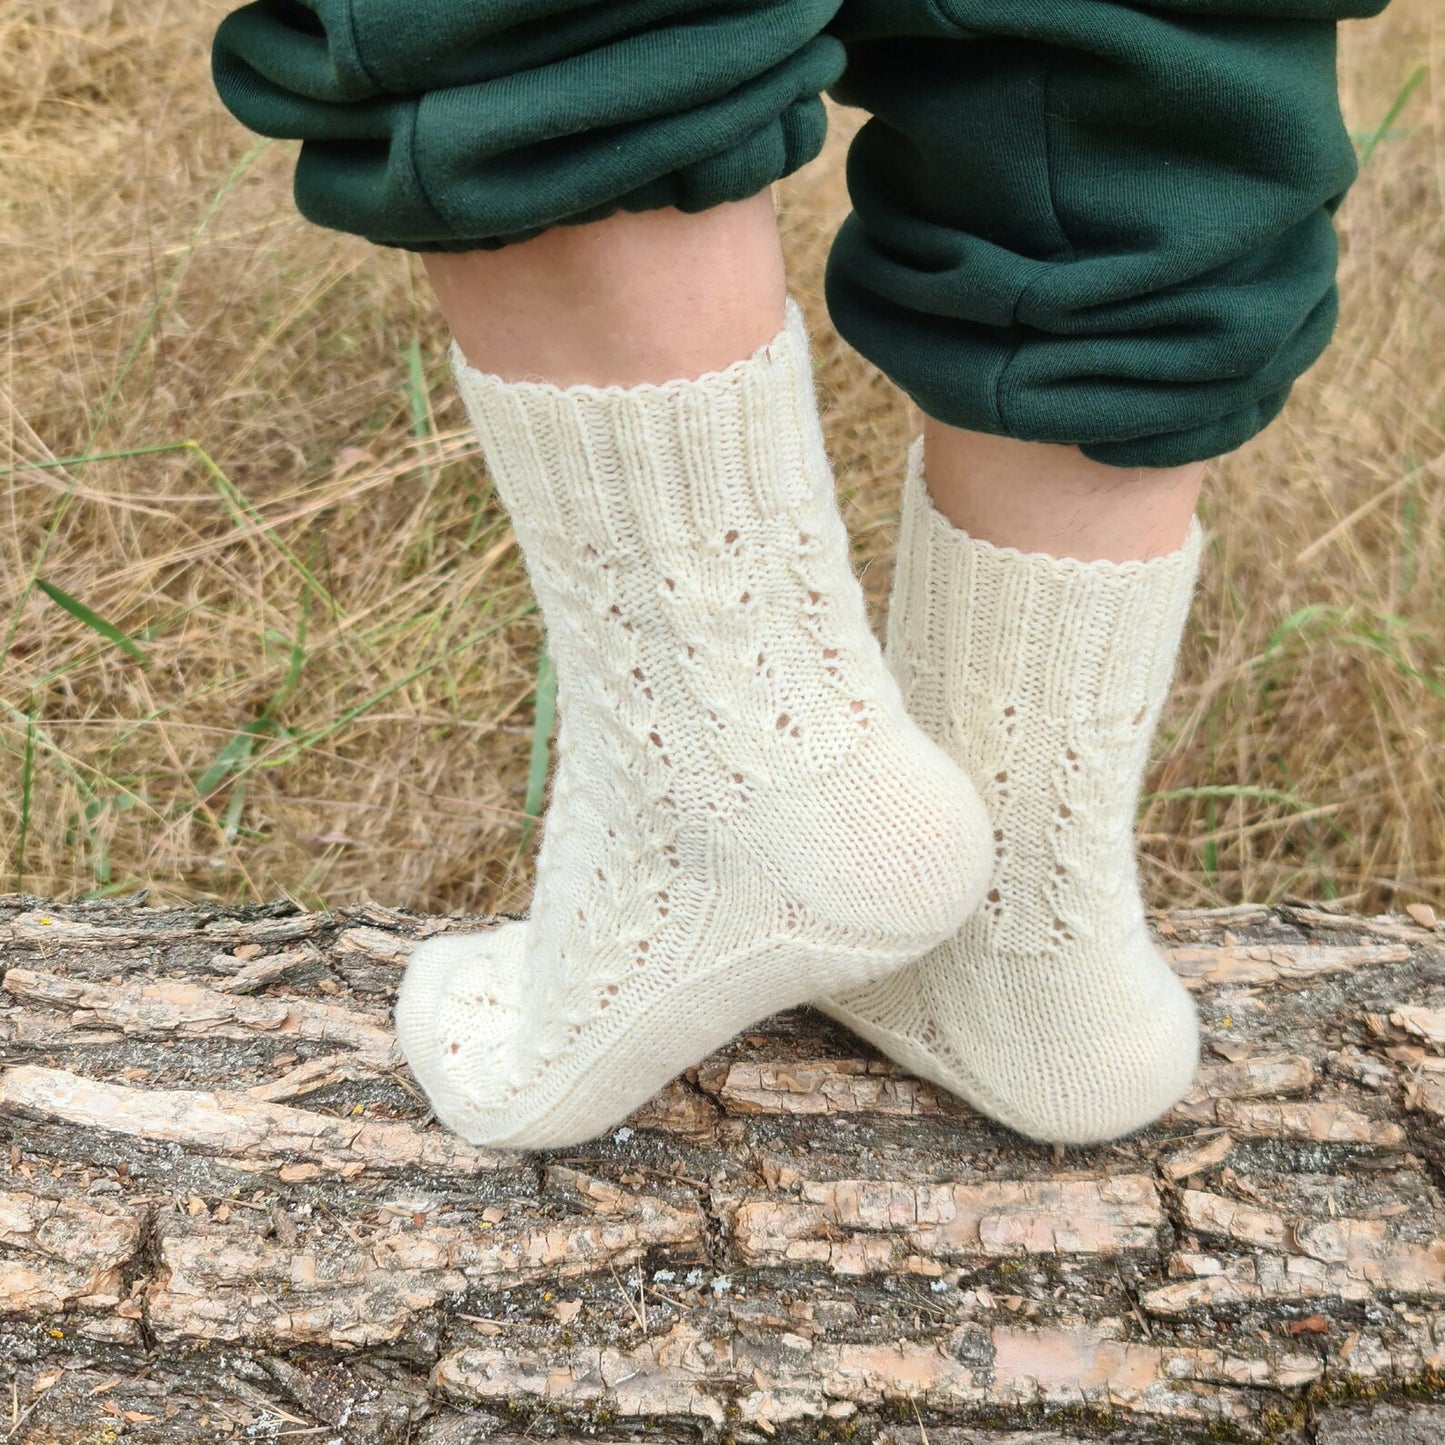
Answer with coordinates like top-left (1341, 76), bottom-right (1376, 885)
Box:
top-left (395, 925), bottom-right (531, 1144)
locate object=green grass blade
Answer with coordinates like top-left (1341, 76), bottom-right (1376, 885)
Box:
top-left (0, 703), bottom-right (150, 818)
top-left (81, 794), bottom-right (113, 887)
top-left (407, 337), bottom-right (437, 488)
top-left (1143, 784), bottom-right (1318, 811)
top-left (220, 779), bottom-right (250, 842)
top-left (1357, 65), bottom-right (1426, 168)
top-left (262, 607), bottom-right (534, 769)
top-left (16, 703), bottom-right (37, 890)
top-left (36, 578), bottom-right (147, 662)
top-left (187, 441), bottom-right (343, 618)
top-left (266, 580), bottom-right (313, 719)
top-left (407, 339), bottom-right (430, 441)
top-left (194, 719), bottom-right (268, 800)
top-left (0, 441), bottom-right (196, 480)
top-left (1352, 625), bottom-right (1445, 701)
top-left (1262, 603), bottom-right (1338, 659)
top-left (1400, 473), bottom-right (1419, 598)
top-left (521, 643), bottom-right (557, 849)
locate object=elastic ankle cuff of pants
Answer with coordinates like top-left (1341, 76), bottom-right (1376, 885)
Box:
top-left (211, 0), bottom-right (845, 251)
top-left (821, 0), bottom-right (1372, 470)
top-left (824, 230), bottom-right (1329, 471)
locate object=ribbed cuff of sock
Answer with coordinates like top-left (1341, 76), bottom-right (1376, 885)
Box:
top-left (887, 437), bottom-right (1204, 725)
top-left (448, 298), bottom-right (826, 557)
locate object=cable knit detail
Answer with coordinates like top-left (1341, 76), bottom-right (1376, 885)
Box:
top-left (393, 305), bottom-right (991, 1149)
top-left (819, 438), bottom-right (1204, 1145)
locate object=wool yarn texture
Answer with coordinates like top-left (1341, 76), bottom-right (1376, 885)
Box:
top-left (819, 441), bottom-right (1204, 1144)
top-left (394, 303), bottom-right (990, 1149)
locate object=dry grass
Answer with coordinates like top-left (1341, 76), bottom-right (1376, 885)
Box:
top-left (2, 0), bottom-right (1441, 914)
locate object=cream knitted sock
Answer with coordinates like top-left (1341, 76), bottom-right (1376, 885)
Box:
top-left (394, 305), bottom-right (990, 1149)
top-left (819, 441), bottom-right (1204, 1145)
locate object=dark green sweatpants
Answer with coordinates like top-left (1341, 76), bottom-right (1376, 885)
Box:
top-left (212, 0), bottom-right (1391, 467)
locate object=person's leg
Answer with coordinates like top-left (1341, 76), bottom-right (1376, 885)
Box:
top-left (211, 0), bottom-right (993, 1148)
top-left (920, 425), bottom-right (1205, 564)
top-left (423, 196), bottom-right (788, 388)
top-left (816, 0), bottom-right (1387, 1142)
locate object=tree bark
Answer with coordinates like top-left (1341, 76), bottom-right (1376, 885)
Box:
top-left (2, 895), bottom-right (1444, 1444)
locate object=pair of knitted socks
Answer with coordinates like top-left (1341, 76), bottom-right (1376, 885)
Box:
top-left (393, 301), bottom-right (1202, 1150)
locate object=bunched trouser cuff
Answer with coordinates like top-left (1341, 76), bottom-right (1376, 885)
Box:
top-left (211, 0), bottom-right (846, 251)
top-left (823, 0), bottom-right (1393, 468)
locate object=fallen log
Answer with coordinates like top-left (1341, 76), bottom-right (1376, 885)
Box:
top-left (1, 896), bottom-right (1443, 1444)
